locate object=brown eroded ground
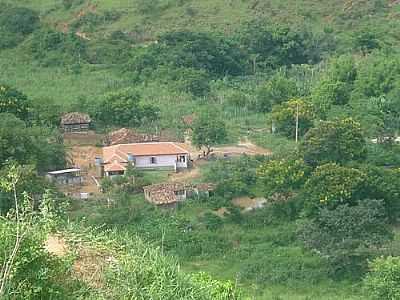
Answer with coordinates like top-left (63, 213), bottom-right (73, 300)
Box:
top-left (183, 136), bottom-right (271, 159)
top-left (232, 196), bottom-right (268, 211)
top-left (44, 234), bottom-right (115, 289)
top-left (45, 235), bottom-right (68, 257)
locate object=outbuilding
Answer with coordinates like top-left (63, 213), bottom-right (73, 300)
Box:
top-left (61, 112), bottom-right (91, 133)
top-left (46, 168), bottom-right (83, 185)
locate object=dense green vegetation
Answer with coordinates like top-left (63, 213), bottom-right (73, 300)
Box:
top-left (2, 0), bottom-right (400, 299)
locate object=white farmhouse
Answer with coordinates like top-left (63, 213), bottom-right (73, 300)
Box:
top-left (100, 142), bottom-right (190, 177)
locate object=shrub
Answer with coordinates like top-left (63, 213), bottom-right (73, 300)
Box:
top-left (271, 98), bottom-right (314, 139)
top-left (301, 118), bottom-right (367, 166)
top-left (303, 163), bottom-right (366, 213)
top-left (0, 7), bottom-right (39, 35)
top-left (363, 256), bottom-right (400, 300)
top-left (200, 212), bottom-right (223, 231)
top-left (298, 200), bottom-right (393, 277)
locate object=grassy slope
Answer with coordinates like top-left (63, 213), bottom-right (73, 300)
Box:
top-left (1, 0), bottom-right (399, 112)
top-left (1, 0), bottom-right (399, 98)
top-left (2, 1), bottom-right (400, 299)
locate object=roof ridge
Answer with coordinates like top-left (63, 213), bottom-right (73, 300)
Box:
top-left (171, 142), bottom-right (190, 154)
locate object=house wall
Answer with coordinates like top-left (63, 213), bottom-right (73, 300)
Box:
top-left (62, 123), bottom-right (90, 132)
top-left (135, 154), bottom-right (188, 169)
top-left (48, 174), bottom-right (82, 185)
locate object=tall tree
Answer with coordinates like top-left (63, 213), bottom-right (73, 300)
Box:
top-left (299, 199), bottom-right (393, 277)
top-left (301, 118), bottom-right (367, 166)
top-left (192, 109), bottom-right (228, 156)
top-left (95, 88), bottom-right (159, 127)
top-left (0, 84), bottom-right (30, 121)
top-left (0, 113), bottom-right (65, 172)
top-left (271, 98), bottom-right (314, 139)
top-left (256, 73), bottom-right (298, 112)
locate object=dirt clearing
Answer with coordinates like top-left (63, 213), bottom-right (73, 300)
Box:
top-left (45, 235), bottom-right (68, 257)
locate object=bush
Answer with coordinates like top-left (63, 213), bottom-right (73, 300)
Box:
top-left (0, 7), bottom-right (39, 35)
top-left (298, 200), bottom-right (393, 278)
top-left (271, 98), bottom-right (314, 139)
top-left (200, 212), bottom-right (223, 231)
top-left (239, 244), bottom-right (328, 285)
top-left (301, 118), bottom-right (367, 166)
top-left (363, 256), bottom-right (400, 300)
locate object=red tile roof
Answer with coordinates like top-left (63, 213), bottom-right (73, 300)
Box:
top-left (104, 161), bottom-right (126, 172)
top-left (103, 142), bottom-right (189, 162)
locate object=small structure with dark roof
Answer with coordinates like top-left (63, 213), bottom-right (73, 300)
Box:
top-left (61, 112), bottom-right (91, 133)
top-left (143, 182), bottom-right (216, 206)
top-left (46, 168), bottom-right (83, 185)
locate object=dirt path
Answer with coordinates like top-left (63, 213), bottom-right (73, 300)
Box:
top-left (168, 166), bottom-right (201, 182)
top-left (232, 196), bottom-right (268, 211)
top-left (64, 145), bottom-right (103, 196)
top-left (183, 136), bottom-right (271, 159)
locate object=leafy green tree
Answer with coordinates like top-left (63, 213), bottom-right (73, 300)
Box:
top-left (354, 54), bottom-right (400, 98)
top-left (303, 163), bottom-right (366, 213)
top-left (30, 28), bottom-right (87, 66)
top-left (192, 109), bottom-right (228, 156)
top-left (301, 118), bottom-right (367, 166)
top-left (0, 84), bottom-right (30, 121)
top-left (352, 28), bottom-right (381, 54)
top-left (238, 22), bottom-right (320, 69)
top-left (95, 88), bottom-right (159, 127)
top-left (312, 55), bottom-right (357, 117)
top-left (360, 164), bottom-right (400, 221)
top-left (157, 66), bottom-right (211, 97)
top-left (158, 31), bottom-right (246, 76)
top-left (271, 98), bottom-right (314, 139)
top-left (206, 155), bottom-right (261, 198)
top-left (201, 212), bottom-right (223, 231)
top-left (0, 113), bottom-right (66, 172)
top-left (0, 7), bottom-right (39, 35)
top-left (304, 162), bottom-right (400, 219)
top-left (257, 158), bottom-right (310, 198)
top-left (128, 31), bottom-right (246, 78)
top-left (299, 199), bottom-right (393, 277)
top-left (30, 98), bottom-right (62, 127)
top-left (363, 256), bottom-right (400, 300)
top-left (256, 73), bottom-right (298, 112)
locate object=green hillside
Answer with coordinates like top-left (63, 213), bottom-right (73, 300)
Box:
top-left (2, 1), bottom-right (400, 299)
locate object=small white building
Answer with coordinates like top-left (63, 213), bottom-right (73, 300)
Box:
top-left (101, 142), bottom-right (190, 177)
top-left (46, 168), bottom-right (82, 185)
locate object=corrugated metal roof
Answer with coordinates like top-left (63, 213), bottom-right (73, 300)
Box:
top-left (48, 168), bottom-right (81, 175)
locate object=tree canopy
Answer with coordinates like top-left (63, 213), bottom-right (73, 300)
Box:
top-left (0, 84), bottom-right (30, 121)
top-left (301, 118), bottom-right (367, 166)
top-left (94, 88), bottom-right (159, 128)
top-left (192, 109), bottom-right (228, 156)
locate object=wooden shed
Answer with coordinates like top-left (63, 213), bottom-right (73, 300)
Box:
top-left (61, 112), bottom-right (91, 133)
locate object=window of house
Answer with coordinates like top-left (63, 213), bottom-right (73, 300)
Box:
top-left (175, 190), bottom-right (185, 196)
top-left (179, 155), bottom-right (186, 163)
top-left (150, 157), bottom-right (157, 164)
